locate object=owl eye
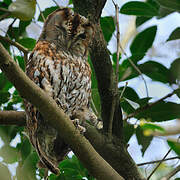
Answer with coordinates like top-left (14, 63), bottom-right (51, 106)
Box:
top-left (78, 33), bottom-right (86, 39)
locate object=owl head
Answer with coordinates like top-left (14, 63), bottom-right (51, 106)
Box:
top-left (39, 8), bottom-right (94, 57)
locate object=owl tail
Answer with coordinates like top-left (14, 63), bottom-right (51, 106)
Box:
top-left (36, 139), bottom-right (60, 175)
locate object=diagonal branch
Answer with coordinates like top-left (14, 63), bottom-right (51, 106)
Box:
top-left (0, 35), bottom-right (29, 54)
top-left (147, 149), bottom-right (171, 180)
top-left (0, 42), bottom-right (123, 180)
top-left (137, 156), bottom-right (180, 166)
top-left (124, 89), bottom-right (179, 121)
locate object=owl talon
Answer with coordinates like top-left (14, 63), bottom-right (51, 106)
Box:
top-left (72, 119), bottom-right (80, 128)
top-left (72, 119), bottom-right (86, 134)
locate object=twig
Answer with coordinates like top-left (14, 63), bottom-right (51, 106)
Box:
top-left (147, 149), bottom-right (171, 180)
top-left (123, 89), bottom-right (178, 121)
top-left (0, 8), bottom-right (10, 13)
top-left (37, 2), bottom-right (45, 22)
top-left (119, 82), bottom-right (128, 100)
top-left (119, 45), bottom-right (149, 97)
top-left (0, 35), bottom-right (29, 54)
top-left (108, 1), bottom-right (120, 137)
top-left (161, 164), bottom-right (180, 180)
top-left (137, 156), bottom-right (180, 166)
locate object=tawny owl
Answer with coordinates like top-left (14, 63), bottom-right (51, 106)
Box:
top-left (24, 8), bottom-right (97, 175)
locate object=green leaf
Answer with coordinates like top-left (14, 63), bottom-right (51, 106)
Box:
top-left (20, 152), bottom-right (39, 180)
top-left (6, 27), bottom-right (20, 41)
top-left (119, 56), bottom-right (142, 80)
top-left (18, 37), bottom-right (36, 50)
top-left (130, 26), bottom-right (157, 57)
top-left (141, 123), bottom-right (165, 132)
top-left (119, 86), bottom-right (139, 101)
top-left (8, 0), bottom-right (36, 21)
top-left (120, 1), bottom-right (159, 16)
top-left (58, 156), bottom-right (94, 179)
top-left (139, 61), bottom-right (170, 83)
top-left (4, 0), bottom-right (12, 5)
top-left (0, 126), bottom-right (23, 144)
top-left (167, 27), bottom-right (180, 41)
top-left (100, 16), bottom-right (115, 43)
top-left (92, 88), bottom-right (101, 115)
top-left (136, 126), bottom-right (153, 155)
top-left (16, 56), bottom-right (25, 72)
top-left (124, 98), bottom-right (140, 110)
top-left (169, 58), bottom-right (180, 84)
top-left (0, 163), bottom-right (11, 180)
top-left (175, 88), bottom-right (180, 99)
top-left (136, 16), bottom-right (152, 27)
top-left (156, 0), bottom-right (180, 11)
top-left (137, 101), bottom-right (180, 122)
top-left (69, 0), bottom-right (73, 4)
top-left (167, 140), bottom-right (180, 156)
top-left (124, 123), bottom-right (135, 143)
top-left (0, 91), bottom-right (10, 104)
top-left (88, 57), bottom-right (98, 89)
top-left (0, 2), bottom-right (9, 16)
top-left (121, 97), bottom-right (151, 115)
top-left (38, 6), bottom-right (59, 22)
top-left (19, 20), bottom-right (31, 35)
top-left (20, 138), bottom-right (32, 161)
top-left (0, 145), bottom-right (18, 163)
top-left (12, 89), bottom-right (23, 104)
top-left (0, 73), bottom-right (12, 91)
top-left (158, 6), bottom-right (174, 18)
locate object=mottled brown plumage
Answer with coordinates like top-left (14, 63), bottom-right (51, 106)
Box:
top-left (24, 8), bottom-right (97, 175)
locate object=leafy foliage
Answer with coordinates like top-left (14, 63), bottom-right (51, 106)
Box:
top-left (155, 0), bottom-right (180, 11)
top-left (100, 16), bottom-right (115, 43)
top-left (167, 27), bottom-right (180, 41)
top-left (130, 26), bottom-right (157, 62)
top-left (120, 1), bottom-right (159, 17)
top-left (8, 0), bottom-right (36, 20)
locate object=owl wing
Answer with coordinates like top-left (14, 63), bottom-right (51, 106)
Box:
top-left (24, 41), bottom-right (64, 174)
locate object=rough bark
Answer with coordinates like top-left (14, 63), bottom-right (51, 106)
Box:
top-left (73, 0), bottom-right (123, 139)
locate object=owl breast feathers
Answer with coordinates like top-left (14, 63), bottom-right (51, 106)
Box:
top-left (24, 8), bottom-right (97, 175)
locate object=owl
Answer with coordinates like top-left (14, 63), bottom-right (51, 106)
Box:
top-left (24, 8), bottom-right (98, 175)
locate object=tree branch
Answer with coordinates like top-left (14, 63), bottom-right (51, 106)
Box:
top-left (147, 149), bottom-right (171, 180)
top-left (0, 35), bottom-right (29, 54)
top-left (0, 111), bottom-right (26, 126)
top-left (108, 1), bottom-right (121, 137)
top-left (0, 43), bottom-right (123, 180)
top-left (73, 0), bottom-right (123, 139)
top-left (137, 156), bottom-right (180, 166)
top-left (0, 110), bottom-right (145, 180)
top-left (124, 89), bottom-right (178, 121)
